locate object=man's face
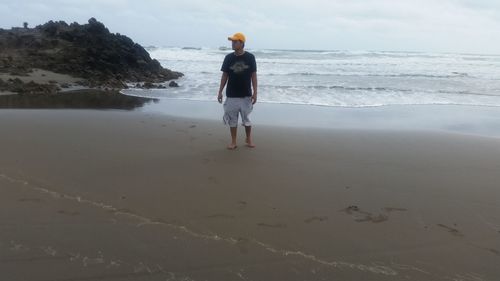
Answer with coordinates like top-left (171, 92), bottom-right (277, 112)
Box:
top-left (231, 40), bottom-right (244, 50)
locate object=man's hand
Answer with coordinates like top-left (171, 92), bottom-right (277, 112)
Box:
top-left (251, 93), bottom-right (257, 105)
top-left (217, 92), bottom-right (223, 103)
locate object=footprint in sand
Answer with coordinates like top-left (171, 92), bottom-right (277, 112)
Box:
top-left (207, 176), bottom-right (218, 184)
top-left (257, 222), bottom-right (287, 228)
top-left (57, 210), bottom-right (80, 216)
top-left (237, 201), bottom-right (247, 210)
top-left (488, 249), bottom-right (500, 256)
top-left (436, 224), bottom-right (464, 237)
top-left (304, 216), bottom-right (328, 223)
top-left (341, 206), bottom-right (388, 223)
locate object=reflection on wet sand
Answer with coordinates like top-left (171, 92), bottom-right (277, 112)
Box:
top-left (0, 89), bottom-right (157, 110)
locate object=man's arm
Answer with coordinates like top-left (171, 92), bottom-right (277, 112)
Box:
top-left (251, 72), bottom-right (257, 104)
top-left (218, 72), bottom-right (228, 103)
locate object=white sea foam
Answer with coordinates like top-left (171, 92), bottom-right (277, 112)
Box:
top-left (123, 47), bottom-right (500, 108)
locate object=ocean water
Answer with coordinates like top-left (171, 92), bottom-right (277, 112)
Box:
top-left (123, 47), bottom-right (500, 108)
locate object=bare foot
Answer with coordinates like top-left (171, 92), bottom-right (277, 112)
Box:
top-left (246, 139), bottom-right (256, 148)
top-left (227, 144), bottom-right (238, 150)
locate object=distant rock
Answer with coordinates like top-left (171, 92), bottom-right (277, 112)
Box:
top-left (169, 81), bottom-right (179, 87)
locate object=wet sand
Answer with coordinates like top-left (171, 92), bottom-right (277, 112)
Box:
top-left (1, 108), bottom-right (500, 280)
top-left (0, 89), bottom-right (156, 110)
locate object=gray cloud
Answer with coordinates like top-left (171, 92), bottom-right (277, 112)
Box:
top-left (2, 0), bottom-right (500, 54)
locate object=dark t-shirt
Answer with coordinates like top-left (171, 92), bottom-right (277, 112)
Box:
top-left (221, 52), bottom-right (257, 97)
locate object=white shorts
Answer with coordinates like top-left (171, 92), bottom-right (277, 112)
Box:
top-left (223, 97), bottom-right (253, 127)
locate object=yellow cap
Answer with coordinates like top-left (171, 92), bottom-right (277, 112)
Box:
top-left (228, 32), bottom-right (246, 43)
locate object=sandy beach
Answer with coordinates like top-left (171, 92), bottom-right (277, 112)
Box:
top-left (1, 103), bottom-right (499, 281)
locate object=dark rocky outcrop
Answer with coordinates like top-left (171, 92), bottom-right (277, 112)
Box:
top-left (0, 18), bottom-right (182, 91)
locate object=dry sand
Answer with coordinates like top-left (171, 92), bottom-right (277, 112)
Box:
top-left (0, 109), bottom-right (499, 281)
top-left (0, 68), bottom-right (85, 96)
top-left (0, 69), bottom-right (83, 85)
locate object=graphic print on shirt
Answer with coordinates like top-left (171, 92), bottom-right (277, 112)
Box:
top-left (230, 61), bottom-right (249, 74)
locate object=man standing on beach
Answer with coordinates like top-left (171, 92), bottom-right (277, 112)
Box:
top-left (217, 32), bottom-right (258, 150)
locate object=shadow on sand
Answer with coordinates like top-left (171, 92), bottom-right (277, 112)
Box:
top-left (0, 89), bottom-right (157, 110)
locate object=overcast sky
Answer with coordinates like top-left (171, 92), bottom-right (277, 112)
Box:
top-left (2, 0), bottom-right (500, 54)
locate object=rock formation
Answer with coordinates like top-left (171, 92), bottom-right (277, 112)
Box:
top-left (0, 18), bottom-right (183, 93)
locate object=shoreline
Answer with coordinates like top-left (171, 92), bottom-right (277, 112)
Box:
top-left (128, 97), bottom-right (500, 139)
top-left (2, 89), bottom-right (500, 139)
top-left (3, 90), bottom-right (500, 138)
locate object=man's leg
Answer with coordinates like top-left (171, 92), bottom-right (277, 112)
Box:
top-left (228, 126), bottom-right (238, 150)
top-left (245, 126), bottom-right (255, 148)
top-left (223, 98), bottom-right (239, 150)
top-left (241, 97), bottom-right (255, 148)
